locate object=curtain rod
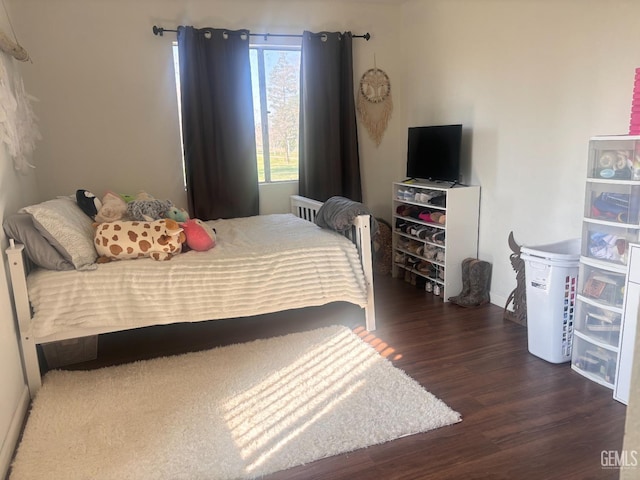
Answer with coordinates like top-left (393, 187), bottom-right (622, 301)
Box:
top-left (152, 25), bottom-right (370, 41)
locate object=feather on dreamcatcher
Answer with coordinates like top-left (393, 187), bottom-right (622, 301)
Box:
top-left (0, 0), bottom-right (29, 62)
top-left (0, 29), bottom-right (28, 62)
top-left (0, 0), bottom-right (39, 173)
top-left (0, 54), bottom-right (40, 173)
top-left (356, 63), bottom-right (392, 147)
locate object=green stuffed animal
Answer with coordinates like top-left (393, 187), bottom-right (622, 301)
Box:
top-left (166, 206), bottom-right (189, 222)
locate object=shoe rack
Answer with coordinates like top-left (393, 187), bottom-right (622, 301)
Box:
top-left (392, 181), bottom-right (480, 300)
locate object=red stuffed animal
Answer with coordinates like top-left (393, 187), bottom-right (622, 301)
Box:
top-left (181, 219), bottom-right (216, 251)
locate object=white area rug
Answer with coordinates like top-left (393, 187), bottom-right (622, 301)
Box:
top-left (10, 325), bottom-right (461, 480)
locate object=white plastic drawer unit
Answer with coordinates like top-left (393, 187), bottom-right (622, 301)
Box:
top-left (574, 136), bottom-right (640, 392)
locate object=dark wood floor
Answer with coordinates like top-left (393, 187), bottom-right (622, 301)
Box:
top-left (52, 275), bottom-right (627, 480)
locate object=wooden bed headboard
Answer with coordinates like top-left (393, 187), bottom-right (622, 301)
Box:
top-left (290, 194), bottom-right (323, 222)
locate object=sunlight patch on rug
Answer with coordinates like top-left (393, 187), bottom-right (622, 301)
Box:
top-left (10, 325), bottom-right (461, 480)
top-left (222, 328), bottom-right (374, 472)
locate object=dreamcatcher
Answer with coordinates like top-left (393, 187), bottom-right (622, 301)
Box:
top-left (356, 60), bottom-right (392, 147)
top-left (0, 0), bottom-right (39, 174)
top-left (0, 55), bottom-right (40, 173)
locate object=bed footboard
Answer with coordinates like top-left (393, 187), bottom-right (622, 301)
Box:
top-left (6, 241), bottom-right (42, 397)
top-left (290, 195), bottom-right (376, 331)
top-left (350, 215), bottom-right (376, 332)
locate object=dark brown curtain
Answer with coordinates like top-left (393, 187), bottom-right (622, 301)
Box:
top-left (298, 31), bottom-right (362, 202)
top-left (177, 27), bottom-right (259, 220)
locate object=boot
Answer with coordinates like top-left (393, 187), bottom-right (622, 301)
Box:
top-left (448, 257), bottom-right (475, 304)
top-left (456, 260), bottom-right (491, 307)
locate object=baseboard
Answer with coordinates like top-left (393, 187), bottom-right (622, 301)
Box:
top-left (0, 385), bottom-right (29, 479)
top-left (489, 291), bottom-right (508, 311)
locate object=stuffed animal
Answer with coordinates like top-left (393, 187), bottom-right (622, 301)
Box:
top-left (135, 191), bottom-right (155, 201)
top-left (95, 191), bottom-right (128, 223)
top-left (76, 189), bottom-right (102, 219)
top-left (94, 218), bottom-right (186, 262)
top-left (181, 219), bottom-right (216, 251)
top-left (166, 206), bottom-right (189, 223)
top-left (127, 199), bottom-right (174, 221)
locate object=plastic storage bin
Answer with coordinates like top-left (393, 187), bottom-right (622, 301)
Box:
top-left (584, 182), bottom-right (640, 225)
top-left (582, 222), bottom-right (636, 266)
top-left (41, 336), bottom-right (98, 369)
top-left (572, 333), bottom-right (617, 387)
top-left (574, 300), bottom-right (622, 348)
top-left (578, 263), bottom-right (626, 308)
top-left (521, 239), bottom-right (581, 363)
top-left (587, 137), bottom-right (640, 181)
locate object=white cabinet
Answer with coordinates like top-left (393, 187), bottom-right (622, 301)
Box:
top-left (614, 243), bottom-right (640, 404)
top-left (571, 135), bottom-right (640, 390)
top-left (391, 181), bottom-right (480, 300)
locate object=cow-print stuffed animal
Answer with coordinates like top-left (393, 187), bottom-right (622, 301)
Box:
top-left (94, 218), bottom-right (186, 263)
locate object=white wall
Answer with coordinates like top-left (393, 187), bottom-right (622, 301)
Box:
top-left (9, 0), bottom-right (404, 222)
top-left (0, 5), bottom-right (40, 475)
top-left (401, 0), bottom-right (640, 307)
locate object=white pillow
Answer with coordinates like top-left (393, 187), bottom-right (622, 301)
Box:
top-left (21, 197), bottom-right (98, 271)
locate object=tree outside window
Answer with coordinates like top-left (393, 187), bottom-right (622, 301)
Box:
top-left (251, 47), bottom-right (300, 183)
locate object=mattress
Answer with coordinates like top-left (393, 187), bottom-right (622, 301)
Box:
top-left (26, 214), bottom-right (368, 339)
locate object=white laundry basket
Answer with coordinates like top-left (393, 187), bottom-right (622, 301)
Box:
top-left (521, 239), bottom-right (581, 363)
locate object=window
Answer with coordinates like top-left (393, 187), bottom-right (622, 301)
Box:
top-left (173, 43), bottom-right (301, 184)
top-left (172, 44), bottom-right (186, 188)
top-left (250, 46), bottom-right (301, 183)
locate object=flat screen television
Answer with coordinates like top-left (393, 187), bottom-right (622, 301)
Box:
top-left (406, 124), bottom-right (462, 183)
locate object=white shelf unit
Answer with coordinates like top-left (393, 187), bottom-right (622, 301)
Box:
top-left (614, 243), bottom-right (640, 404)
top-left (391, 181), bottom-right (480, 300)
top-left (571, 135), bottom-right (640, 391)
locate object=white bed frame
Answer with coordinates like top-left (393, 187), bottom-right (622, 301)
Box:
top-left (6, 195), bottom-right (376, 398)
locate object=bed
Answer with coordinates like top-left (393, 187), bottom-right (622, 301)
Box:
top-left (5, 194), bottom-right (376, 398)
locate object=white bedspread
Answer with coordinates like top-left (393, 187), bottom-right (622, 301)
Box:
top-left (26, 214), bottom-right (368, 339)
